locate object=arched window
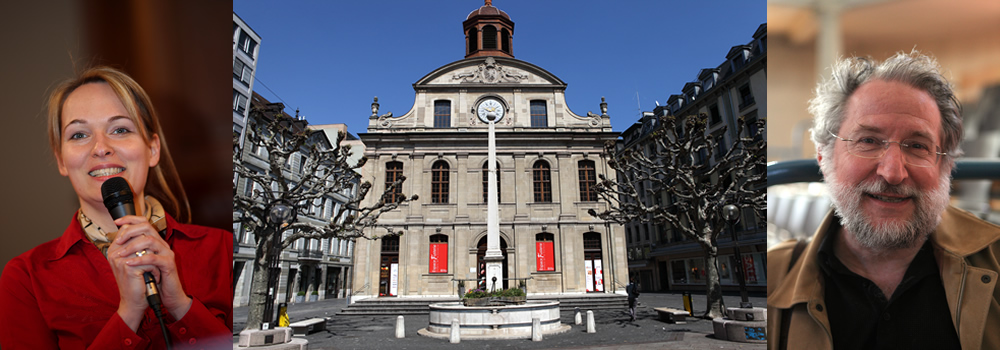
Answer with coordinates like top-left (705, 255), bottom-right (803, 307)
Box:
top-left (578, 160), bottom-right (597, 202)
top-left (501, 28), bottom-right (511, 53)
top-left (482, 161), bottom-right (501, 203)
top-left (468, 27), bottom-right (479, 54)
top-left (429, 234), bottom-right (448, 274)
top-left (533, 160), bottom-right (552, 202)
top-left (535, 233), bottom-right (555, 271)
top-left (384, 161), bottom-right (403, 203)
top-left (431, 161), bottom-right (449, 203)
top-left (482, 25), bottom-right (497, 49)
top-left (434, 100), bottom-right (450, 128)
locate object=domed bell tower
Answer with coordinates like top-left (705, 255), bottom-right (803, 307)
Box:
top-left (464, 0), bottom-right (514, 58)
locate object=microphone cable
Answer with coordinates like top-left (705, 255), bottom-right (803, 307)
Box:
top-left (142, 267), bottom-right (172, 350)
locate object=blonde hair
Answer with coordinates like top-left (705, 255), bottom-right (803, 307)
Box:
top-left (47, 66), bottom-right (191, 223)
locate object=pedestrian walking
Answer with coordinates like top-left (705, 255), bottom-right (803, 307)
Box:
top-left (626, 277), bottom-right (639, 321)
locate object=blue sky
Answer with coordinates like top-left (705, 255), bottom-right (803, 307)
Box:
top-left (234, 0), bottom-right (765, 137)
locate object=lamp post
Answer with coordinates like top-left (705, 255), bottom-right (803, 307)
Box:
top-left (721, 204), bottom-right (751, 308)
top-left (263, 199), bottom-right (296, 329)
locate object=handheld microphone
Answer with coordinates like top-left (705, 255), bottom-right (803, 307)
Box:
top-left (102, 177), bottom-right (172, 349)
top-left (101, 177), bottom-right (160, 299)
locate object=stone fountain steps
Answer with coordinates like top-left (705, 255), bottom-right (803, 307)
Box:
top-left (336, 294), bottom-right (627, 316)
top-left (337, 298), bottom-right (453, 315)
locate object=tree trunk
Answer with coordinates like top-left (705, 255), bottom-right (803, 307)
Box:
top-left (702, 245), bottom-right (725, 319)
top-left (243, 228), bottom-right (277, 332)
top-left (243, 252), bottom-right (272, 331)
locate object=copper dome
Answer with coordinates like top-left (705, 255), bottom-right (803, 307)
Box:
top-left (466, 4), bottom-right (510, 20)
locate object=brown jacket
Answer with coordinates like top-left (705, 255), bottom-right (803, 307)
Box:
top-left (767, 206), bottom-right (1000, 350)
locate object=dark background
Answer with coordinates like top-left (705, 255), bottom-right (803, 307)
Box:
top-left (0, 1), bottom-right (232, 272)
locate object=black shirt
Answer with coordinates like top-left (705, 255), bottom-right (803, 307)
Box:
top-left (818, 228), bottom-right (961, 350)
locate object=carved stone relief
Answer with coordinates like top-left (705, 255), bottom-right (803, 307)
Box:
top-left (452, 57), bottom-right (528, 84)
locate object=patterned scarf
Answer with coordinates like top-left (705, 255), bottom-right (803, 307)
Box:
top-left (79, 196), bottom-right (167, 257)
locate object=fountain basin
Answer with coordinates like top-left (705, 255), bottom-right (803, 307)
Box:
top-left (418, 300), bottom-right (570, 339)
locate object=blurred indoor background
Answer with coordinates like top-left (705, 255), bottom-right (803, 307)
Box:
top-left (767, 0), bottom-right (1000, 247)
top-left (0, 2), bottom-right (231, 272)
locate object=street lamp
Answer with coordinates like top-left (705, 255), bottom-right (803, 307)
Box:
top-left (263, 199), bottom-right (297, 329)
top-left (721, 204), bottom-right (751, 308)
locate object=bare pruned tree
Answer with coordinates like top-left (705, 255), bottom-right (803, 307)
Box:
top-left (234, 106), bottom-right (416, 331)
top-left (589, 113), bottom-right (765, 318)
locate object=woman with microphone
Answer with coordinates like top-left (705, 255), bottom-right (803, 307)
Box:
top-left (0, 66), bottom-right (232, 349)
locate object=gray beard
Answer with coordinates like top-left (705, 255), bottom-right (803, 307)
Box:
top-left (821, 159), bottom-right (952, 251)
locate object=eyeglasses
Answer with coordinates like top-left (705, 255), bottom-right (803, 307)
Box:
top-left (829, 130), bottom-right (947, 167)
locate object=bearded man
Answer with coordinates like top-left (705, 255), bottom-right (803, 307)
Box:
top-left (768, 51), bottom-right (1000, 350)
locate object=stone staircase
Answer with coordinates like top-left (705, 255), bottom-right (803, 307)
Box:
top-left (337, 293), bottom-right (627, 316)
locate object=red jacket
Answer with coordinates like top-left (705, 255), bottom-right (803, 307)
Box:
top-left (0, 212), bottom-right (233, 349)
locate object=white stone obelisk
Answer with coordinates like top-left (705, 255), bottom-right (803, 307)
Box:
top-left (484, 112), bottom-right (504, 292)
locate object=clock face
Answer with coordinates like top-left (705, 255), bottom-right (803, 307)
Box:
top-left (476, 98), bottom-right (505, 123)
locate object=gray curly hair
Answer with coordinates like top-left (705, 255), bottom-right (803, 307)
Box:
top-left (808, 51), bottom-right (963, 170)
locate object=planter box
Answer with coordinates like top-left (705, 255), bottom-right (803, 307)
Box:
top-left (463, 297), bottom-right (491, 306)
top-left (462, 296), bottom-right (526, 306)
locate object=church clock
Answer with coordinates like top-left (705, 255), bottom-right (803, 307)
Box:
top-left (476, 98), bottom-right (505, 123)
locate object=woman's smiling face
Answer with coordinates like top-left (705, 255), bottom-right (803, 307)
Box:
top-left (56, 82), bottom-right (159, 208)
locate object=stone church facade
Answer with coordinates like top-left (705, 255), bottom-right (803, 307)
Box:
top-left (350, 1), bottom-right (627, 300)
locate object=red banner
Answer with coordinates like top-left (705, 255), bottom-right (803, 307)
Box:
top-left (430, 243), bottom-right (448, 273)
top-left (743, 255), bottom-right (757, 283)
top-left (536, 241), bottom-right (554, 271)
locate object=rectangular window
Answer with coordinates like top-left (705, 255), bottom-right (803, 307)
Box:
top-left (242, 177), bottom-right (253, 196)
top-left (709, 104), bottom-right (721, 125)
top-left (385, 162), bottom-right (403, 203)
top-left (533, 170), bottom-right (551, 202)
top-left (238, 30), bottom-right (258, 58)
top-left (233, 58), bottom-right (252, 86)
top-left (431, 162), bottom-right (449, 203)
top-left (738, 83), bottom-right (755, 110)
top-left (536, 241), bottom-right (555, 271)
top-left (434, 100), bottom-right (450, 128)
top-left (232, 90), bottom-right (248, 114)
top-left (578, 161), bottom-right (597, 202)
top-left (688, 258), bottom-right (706, 284)
top-left (233, 58), bottom-right (244, 80)
top-left (530, 100), bottom-right (547, 127)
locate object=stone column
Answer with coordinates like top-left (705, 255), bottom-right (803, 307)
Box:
top-left (484, 118), bottom-right (504, 292)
